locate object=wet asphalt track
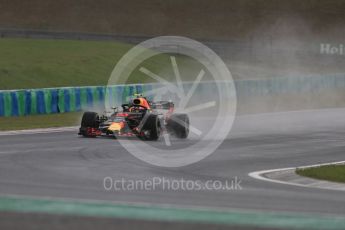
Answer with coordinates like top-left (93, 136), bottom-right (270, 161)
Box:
top-left (0, 108), bottom-right (344, 217)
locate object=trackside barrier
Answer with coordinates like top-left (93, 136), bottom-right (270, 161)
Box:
top-left (0, 74), bottom-right (345, 117)
top-left (0, 84), bottom-right (146, 117)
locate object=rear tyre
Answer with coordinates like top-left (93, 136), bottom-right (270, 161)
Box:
top-left (141, 114), bottom-right (160, 141)
top-left (168, 114), bottom-right (189, 139)
top-left (80, 112), bottom-right (100, 137)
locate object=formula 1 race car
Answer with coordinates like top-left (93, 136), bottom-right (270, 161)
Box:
top-left (78, 95), bottom-right (189, 140)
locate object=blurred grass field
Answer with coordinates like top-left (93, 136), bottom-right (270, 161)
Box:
top-left (0, 38), bottom-right (206, 90)
top-left (0, 38), bottom-right (131, 89)
top-left (296, 165), bottom-right (345, 183)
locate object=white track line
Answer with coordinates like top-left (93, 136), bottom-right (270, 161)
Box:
top-left (0, 126), bottom-right (79, 136)
top-left (249, 160), bottom-right (345, 191)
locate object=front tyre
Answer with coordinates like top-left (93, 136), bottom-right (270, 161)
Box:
top-left (141, 114), bottom-right (160, 141)
top-left (79, 112), bottom-right (100, 137)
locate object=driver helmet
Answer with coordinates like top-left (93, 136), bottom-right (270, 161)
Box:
top-left (130, 97), bottom-right (151, 111)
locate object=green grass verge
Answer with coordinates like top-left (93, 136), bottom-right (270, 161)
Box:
top-left (296, 165), bottom-right (345, 183)
top-left (0, 38), bottom-right (208, 90)
top-left (0, 38), bottom-right (130, 89)
top-left (0, 112), bottom-right (82, 131)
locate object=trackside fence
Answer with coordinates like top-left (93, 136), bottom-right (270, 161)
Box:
top-left (0, 74), bottom-right (345, 117)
